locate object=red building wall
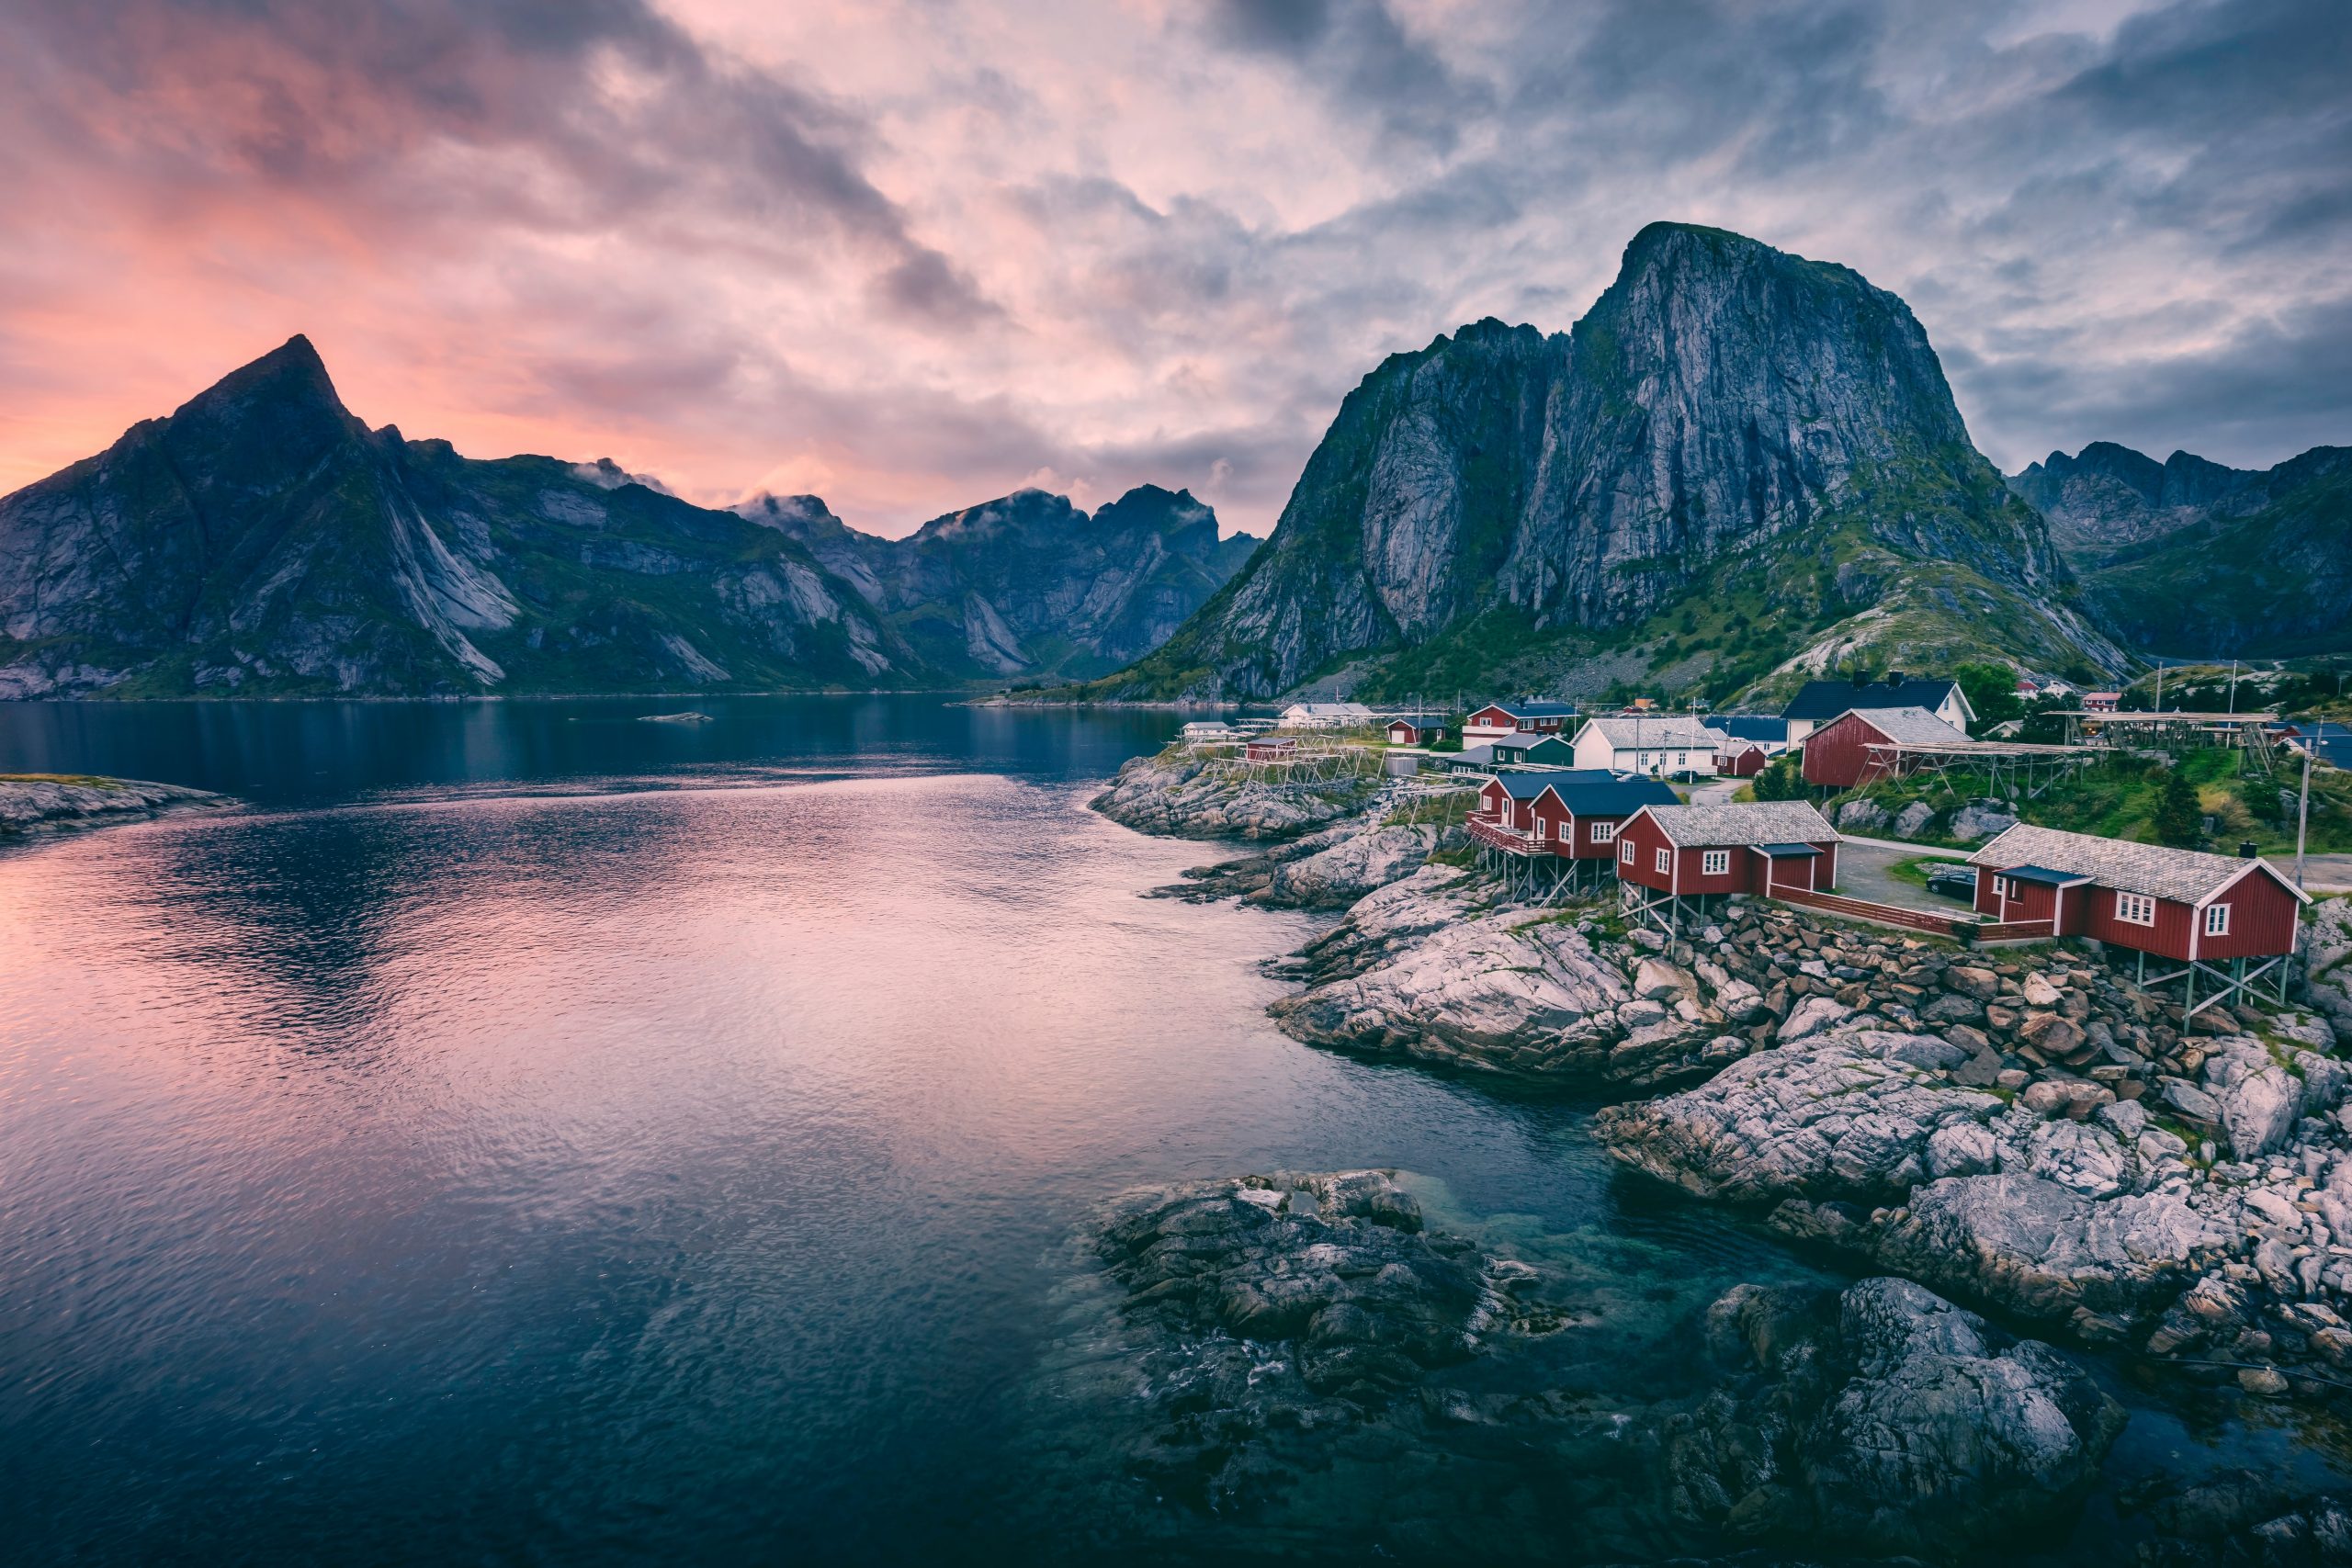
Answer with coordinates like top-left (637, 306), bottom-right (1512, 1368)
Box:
top-left (1564, 812), bottom-right (1631, 861)
top-left (1800, 711), bottom-right (1895, 789)
top-left (1716, 746), bottom-right (1766, 778)
top-left (2085, 886), bottom-right (2196, 960)
top-left (1615, 813), bottom-right (1676, 891)
top-left (2193, 872), bottom-right (2301, 960)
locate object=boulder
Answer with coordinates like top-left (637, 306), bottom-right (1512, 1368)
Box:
top-left (1889, 801), bottom-right (1936, 840)
top-left (1947, 801), bottom-right (2020, 842)
top-left (2201, 1036), bottom-right (2303, 1161)
top-left (1595, 1031), bottom-right (2001, 1201)
top-left (1800, 1278), bottom-right (2124, 1557)
top-left (1836, 799), bottom-right (1890, 833)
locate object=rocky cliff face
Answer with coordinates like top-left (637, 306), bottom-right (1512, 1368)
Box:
top-left (0, 338), bottom-right (1242, 696)
top-left (2010, 443), bottom-right (2352, 658)
top-left (738, 484), bottom-right (1256, 682)
top-left (0, 337), bottom-right (909, 696)
top-left (1097, 223), bottom-right (2120, 702)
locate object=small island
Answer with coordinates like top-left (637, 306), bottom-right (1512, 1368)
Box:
top-left (0, 773), bottom-right (229, 839)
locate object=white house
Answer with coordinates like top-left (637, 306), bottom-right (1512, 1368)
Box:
top-left (1570, 715), bottom-right (1729, 776)
top-left (1279, 702), bottom-right (1375, 729)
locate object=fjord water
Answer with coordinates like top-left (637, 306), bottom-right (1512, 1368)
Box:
top-left (0, 697), bottom-right (2335, 1563)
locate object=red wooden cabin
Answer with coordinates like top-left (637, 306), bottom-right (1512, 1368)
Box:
top-left (1245, 737), bottom-right (1297, 762)
top-left (1614, 801), bottom-right (1842, 900)
top-left (1801, 706), bottom-right (1971, 789)
top-left (1714, 739), bottom-right (1769, 778)
top-left (1464, 700), bottom-right (1577, 744)
top-left (1966, 824), bottom-right (2307, 965)
top-left (1471, 771), bottom-right (1678, 860)
top-left (1385, 719), bottom-right (1447, 746)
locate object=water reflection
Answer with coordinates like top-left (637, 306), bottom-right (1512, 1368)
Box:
top-left (0, 700), bottom-right (2345, 1562)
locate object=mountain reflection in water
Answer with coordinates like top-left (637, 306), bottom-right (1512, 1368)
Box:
top-left (0, 697), bottom-right (2343, 1563)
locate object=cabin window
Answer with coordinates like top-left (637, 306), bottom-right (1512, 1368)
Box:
top-left (1656, 847), bottom-right (1671, 874)
top-left (2116, 892), bottom-right (2155, 927)
top-left (2204, 904), bottom-right (2231, 937)
top-left (1702, 850), bottom-right (1730, 876)
top-left (1621, 839), bottom-right (1636, 863)
top-left (1590, 821), bottom-right (1616, 844)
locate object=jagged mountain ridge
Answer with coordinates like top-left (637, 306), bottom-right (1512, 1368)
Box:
top-left (2011, 443), bottom-right (2352, 657)
top-left (737, 485), bottom-right (1259, 682)
top-left (1090, 222), bottom-right (2123, 703)
top-left (0, 338), bottom-right (1250, 696)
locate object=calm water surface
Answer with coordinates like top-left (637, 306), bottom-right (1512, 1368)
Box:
top-left (0, 697), bottom-right (2341, 1563)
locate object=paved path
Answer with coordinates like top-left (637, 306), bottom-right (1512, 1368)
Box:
top-left (1835, 839), bottom-right (1975, 914)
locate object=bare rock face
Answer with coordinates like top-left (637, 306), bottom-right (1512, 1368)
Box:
top-left (0, 774), bottom-right (227, 836)
top-left (2201, 1036), bottom-right (2304, 1161)
top-left (1799, 1278), bottom-right (2125, 1556)
top-left (1594, 1030), bottom-right (1999, 1201)
top-left (1088, 751), bottom-right (1381, 840)
top-left (1102, 221), bottom-right (2114, 701)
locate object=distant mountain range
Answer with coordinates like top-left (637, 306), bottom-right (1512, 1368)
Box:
top-left (0, 339), bottom-right (1257, 697)
top-left (1081, 222), bottom-right (2132, 705)
top-left (2008, 442), bottom-right (2352, 659)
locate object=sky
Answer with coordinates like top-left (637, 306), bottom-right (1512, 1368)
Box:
top-left (1, 0), bottom-right (2346, 537)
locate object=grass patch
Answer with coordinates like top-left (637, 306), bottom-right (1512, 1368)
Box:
top-left (0, 773), bottom-right (125, 789)
top-left (1886, 854), bottom-right (1971, 889)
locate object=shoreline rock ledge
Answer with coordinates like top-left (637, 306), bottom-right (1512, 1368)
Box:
top-left (1090, 749), bottom-right (1383, 840)
top-left (1070, 1168), bottom-right (2131, 1559)
top-left (0, 773), bottom-right (228, 838)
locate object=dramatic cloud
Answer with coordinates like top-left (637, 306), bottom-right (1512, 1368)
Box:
top-left (0, 0), bottom-right (2344, 534)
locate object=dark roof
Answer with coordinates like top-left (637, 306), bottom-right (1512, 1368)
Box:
top-left (1490, 772), bottom-right (1563, 800)
top-left (1494, 734), bottom-right (1576, 756)
top-left (1451, 745), bottom-right (1500, 767)
top-left (1714, 716), bottom-right (1791, 743)
top-left (1755, 842), bottom-right (1824, 858)
top-left (1782, 677), bottom-right (1962, 723)
top-left (1547, 775), bottom-right (1681, 816)
top-left (2002, 864), bottom-right (2091, 887)
top-left (1476, 699), bottom-right (1578, 718)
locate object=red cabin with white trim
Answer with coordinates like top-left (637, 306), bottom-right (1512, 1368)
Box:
top-left (1245, 738), bottom-right (1297, 762)
top-left (1801, 706), bottom-right (1971, 789)
top-left (1968, 824), bottom-right (2307, 959)
top-left (1614, 801), bottom-right (1842, 897)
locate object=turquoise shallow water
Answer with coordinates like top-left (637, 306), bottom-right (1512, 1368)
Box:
top-left (0, 696), bottom-right (2341, 1563)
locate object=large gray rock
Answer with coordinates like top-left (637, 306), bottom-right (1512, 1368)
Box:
top-left (1890, 801), bottom-right (1936, 839)
top-left (1263, 823), bottom-right (1439, 907)
top-left (1091, 750), bottom-right (1381, 840)
top-left (1858, 1172), bottom-right (2229, 1329)
top-left (1595, 1030), bottom-right (2000, 1201)
top-left (2201, 1035), bottom-right (2304, 1161)
top-left (1947, 800), bottom-right (2021, 841)
top-left (1836, 799), bottom-right (1890, 833)
top-left (0, 774), bottom-right (225, 835)
top-left (1801, 1278), bottom-right (2124, 1556)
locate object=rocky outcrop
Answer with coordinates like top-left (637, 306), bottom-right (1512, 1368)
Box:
top-left (1095, 221), bottom-right (2119, 703)
top-left (1089, 750), bottom-right (1384, 840)
top-left (1595, 1030), bottom-right (2000, 1201)
top-left (0, 774), bottom-right (227, 837)
top-left (1069, 1168), bottom-right (2126, 1555)
top-left (1154, 818), bottom-right (1446, 908)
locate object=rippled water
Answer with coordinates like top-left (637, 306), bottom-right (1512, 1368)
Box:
top-left (0, 697), bottom-right (2342, 1563)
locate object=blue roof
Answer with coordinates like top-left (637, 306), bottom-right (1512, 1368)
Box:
top-left (1756, 842), bottom-right (1824, 857)
top-left (2002, 864), bottom-right (2091, 886)
top-left (1714, 716), bottom-right (1791, 743)
top-left (1477, 699), bottom-right (1578, 718)
top-left (1491, 771), bottom-right (1565, 800)
top-left (1547, 774), bottom-right (1680, 816)
top-left (1782, 678), bottom-right (1961, 723)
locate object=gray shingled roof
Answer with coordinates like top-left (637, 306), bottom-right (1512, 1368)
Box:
top-left (1968, 823), bottom-right (2310, 905)
top-left (1838, 705), bottom-right (1973, 747)
top-left (1634, 800), bottom-right (1839, 847)
top-left (1579, 716), bottom-right (1726, 749)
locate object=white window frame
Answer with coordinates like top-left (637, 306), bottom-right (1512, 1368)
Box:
top-left (1655, 847), bottom-right (1671, 874)
top-left (1702, 850), bottom-right (1730, 876)
top-left (1589, 820), bottom-right (1616, 844)
top-left (2115, 892), bottom-right (2155, 927)
top-left (1620, 838), bottom-right (1636, 863)
top-left (1532, 815), bottom-right (1547, 841)
top-left (2204, 903), bottom-right (2231, 937)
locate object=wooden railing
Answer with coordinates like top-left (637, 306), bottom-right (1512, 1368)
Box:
top-left (1767, 885), bottom-right (1975, 939)
top-left (1975, 918), bottom-right (2057, 942)
top-left (1467, 817), bottom-right (1555, 856)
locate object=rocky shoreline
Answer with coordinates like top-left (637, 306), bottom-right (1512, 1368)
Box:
top-left (0, 773), bottom-right (228, 839)
top-left (1061, 1167), bottom-right (2332, 1562)
top-left (1090, 748), bottom-right (1385, 840)
top-left (1080, 758), bottom-right (2352, 1549)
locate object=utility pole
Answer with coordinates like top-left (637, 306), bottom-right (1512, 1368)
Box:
top-left (2298, 731), bottom-right (2314, 888)
top-left (2154, 660), bottom-right (2163, 713)
top-left (2229, 659), bottom-right (2240, 714)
